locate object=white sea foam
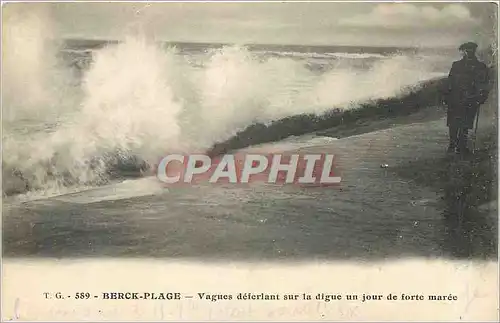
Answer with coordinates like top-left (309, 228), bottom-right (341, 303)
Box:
top-left (2, 6), bottom-right (449, 196)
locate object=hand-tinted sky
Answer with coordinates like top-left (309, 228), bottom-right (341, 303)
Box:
top-left (4, 1), bottom-right (498, 48)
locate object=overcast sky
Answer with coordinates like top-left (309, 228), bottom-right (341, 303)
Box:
top-left (4, 1), bottom-right (498, 48)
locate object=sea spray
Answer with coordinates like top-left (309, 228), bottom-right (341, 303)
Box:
top-left (2, 30), bottom-right (448, 197)
top-left (196, 46), bottom-right (308, 144)
top-left (1, 3), bottom-right (75, 124)
top-left (2, 3), bottom-right (80, 196)
top-left (76, 36), bottom-right (184, 163)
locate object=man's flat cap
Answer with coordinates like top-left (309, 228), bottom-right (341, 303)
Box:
top-left (459, 42), bottom-right (478, 50)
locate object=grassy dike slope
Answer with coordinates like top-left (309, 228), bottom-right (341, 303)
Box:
top-left (208, 77), bottom-right (449, 156)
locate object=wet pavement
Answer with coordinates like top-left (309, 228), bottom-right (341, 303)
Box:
top-left (3, 115), bottom-right (497, 261)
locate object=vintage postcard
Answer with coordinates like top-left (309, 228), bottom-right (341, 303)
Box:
top-left (2, 1), bottom-right (498, 321)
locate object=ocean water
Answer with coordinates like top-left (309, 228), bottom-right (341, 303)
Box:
top-left (2, 29), bottom-right (454, 198)
top-left (3, 17), bottom-right (498, 262)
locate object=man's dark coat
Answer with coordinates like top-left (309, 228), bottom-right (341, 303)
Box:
top-left (444, 57), bottom-right (490, 129)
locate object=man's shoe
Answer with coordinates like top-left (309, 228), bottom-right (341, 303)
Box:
top-left (447, 145), bottom-right (456, 153)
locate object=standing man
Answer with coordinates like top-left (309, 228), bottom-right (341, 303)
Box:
top-left (443, 42), bottom-right (490, 155)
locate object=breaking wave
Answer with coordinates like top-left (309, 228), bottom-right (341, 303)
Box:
top-left (2, 9), bottom-right (450, 197)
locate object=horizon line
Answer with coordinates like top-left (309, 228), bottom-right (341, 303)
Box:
top-left (59, 37), bottom-right (459, 51)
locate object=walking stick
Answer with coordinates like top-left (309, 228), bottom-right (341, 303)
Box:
top-left (472, 106), bottom-right (481, 153)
